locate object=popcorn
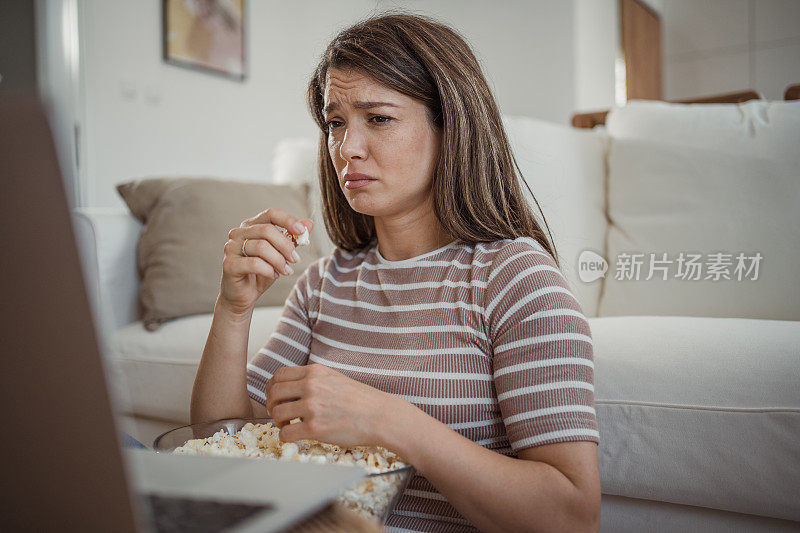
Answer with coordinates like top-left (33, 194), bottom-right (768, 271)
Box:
top-left (172, 422), bottom-right (410, 522)
top-left (280, 442), bottom-right (299, 461)
top-left (277, 225), bottom-right (311, 247)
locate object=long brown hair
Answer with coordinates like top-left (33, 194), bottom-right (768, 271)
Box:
top-left (306, 10), bottom-right (559, 266)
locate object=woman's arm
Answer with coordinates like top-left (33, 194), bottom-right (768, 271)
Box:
top-left (191, 210), bottom-right (313, 424)
top-left (264, 365), bottom-right (600, 531)
top-left (379, 395), bottom-right (600, 533)
top-left (190, 296), bottom-right (255, 424)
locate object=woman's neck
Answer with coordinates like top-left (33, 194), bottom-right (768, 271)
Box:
top-left (373, 210), bottom-right (454, 261)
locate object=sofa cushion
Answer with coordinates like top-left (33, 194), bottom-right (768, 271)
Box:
top-left (599, 100), bottom-right (800, 320)
top-left (108, 303), bottom-right (800, 521)
top-left (116, 177), bottom-right (322, 330)
top-left (109, 305), bottom-right (285, 423)
top-left (591, 315), bottom-right (800, 522)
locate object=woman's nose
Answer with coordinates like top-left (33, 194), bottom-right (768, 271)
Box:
top-left (339, 127), bottom-right (368, 161)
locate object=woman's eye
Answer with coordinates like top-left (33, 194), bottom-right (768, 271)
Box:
top-left (370, 115), bottom-right (391, 125)
top-left (325, 116), bottom-right (391, 130)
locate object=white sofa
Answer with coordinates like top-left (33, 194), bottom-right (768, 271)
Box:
top-left (72, 100), bottom-right (800, 532)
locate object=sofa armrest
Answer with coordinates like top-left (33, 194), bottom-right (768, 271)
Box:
top-left (71, 207), bottom-right (142, 333)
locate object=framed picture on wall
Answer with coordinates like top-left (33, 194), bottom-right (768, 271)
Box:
top-left (162, 0), bottom-right (246, 81)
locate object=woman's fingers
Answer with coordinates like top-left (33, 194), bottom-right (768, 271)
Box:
top-left (241, 207), bottom-right (307, 236)
top-left (264, 366), bottom-right (311, 418)
top-left (226, 255), bottom-right (278, 279)
top-left (270, 398), bottom-right (309, 429)
top-left (264, 366), bottom-right (309, 397)
top-left (265, 379), bottom-right (305, 418)
top-left (228, 225), bottom-right (298, 274)
top-left (224, 235), bottom-right (289, 276)
top-left (251, 233), bottom-right (296, 275)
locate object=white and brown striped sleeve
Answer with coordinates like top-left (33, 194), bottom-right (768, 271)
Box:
top-left (245, 258), bottom-right (321, 405)
top-left (485, 238), bottom-right (599, 452)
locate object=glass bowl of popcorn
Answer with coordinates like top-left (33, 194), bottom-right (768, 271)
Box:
top-left (153, 417), bottom-right (414, 524)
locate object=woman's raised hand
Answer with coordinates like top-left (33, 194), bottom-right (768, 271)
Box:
top-left (219, 207), bottom-right (313, 316)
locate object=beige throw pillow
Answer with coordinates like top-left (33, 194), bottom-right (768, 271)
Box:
top-left (116, 177), bottom-right (321, 331)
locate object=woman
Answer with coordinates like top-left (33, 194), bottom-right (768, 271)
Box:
top-left (192, 11), bottom-right (600, 533)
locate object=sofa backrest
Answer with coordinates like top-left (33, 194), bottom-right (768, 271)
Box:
top-left (598, 99), bottom-right (800, 321)
top-left (270, 115), bottom-right (609, 318)
top-left (501, 115), bottom-right (608, 317)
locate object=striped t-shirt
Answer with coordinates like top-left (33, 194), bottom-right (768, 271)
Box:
top-left (246, 236), bottom-right (599, 532)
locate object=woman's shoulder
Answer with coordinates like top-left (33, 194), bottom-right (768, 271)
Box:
top-left (478, 237), bottom-right (580, 317)
top-left (473, 236), bottom-right (559, 270)
top-left (473, 236), bottom-right (571, 299)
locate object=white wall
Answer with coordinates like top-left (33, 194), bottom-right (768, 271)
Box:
top-left (574, 0), bottom-right (619, 112)
top-left (663, 0), bottom-right (800, 100)
top-left (45, 1), bottom-right (800, 211)
top-left (71, 0), bottom-right (579, 209)
top-left (375, 0), bottom-right (576, 122)
top-left (80, 0), bottom-right (370, 208)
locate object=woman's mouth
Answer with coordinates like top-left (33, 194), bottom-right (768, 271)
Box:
top-left (345, 179), bottom-right (376, 189)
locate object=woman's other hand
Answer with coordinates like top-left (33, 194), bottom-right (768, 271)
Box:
top-left (265, 363), bottom-right (394, 448)
top-left (220, 207), bottom-right (313, 316)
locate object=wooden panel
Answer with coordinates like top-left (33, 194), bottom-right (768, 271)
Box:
top-left (671, 90), bottom-right (762, 104)
top-left (785, 83), bottom-right (800, 101)
top-left (571, 111), bottom-right (609, 129)
top-left (620, 0), bottom-right (662, 101)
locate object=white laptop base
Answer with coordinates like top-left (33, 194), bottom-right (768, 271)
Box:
top-left (125, 448), bottom-right (366, 532)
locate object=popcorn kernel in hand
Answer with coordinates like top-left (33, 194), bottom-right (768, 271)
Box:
top-left (277, 225), bottom-right (311, 247)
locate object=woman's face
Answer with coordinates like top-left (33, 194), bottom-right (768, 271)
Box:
top-left (323, 68), bottom-right (441, 218)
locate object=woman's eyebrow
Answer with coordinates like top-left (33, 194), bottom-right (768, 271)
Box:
top-left (324, 101), bottom-right (400, 114)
